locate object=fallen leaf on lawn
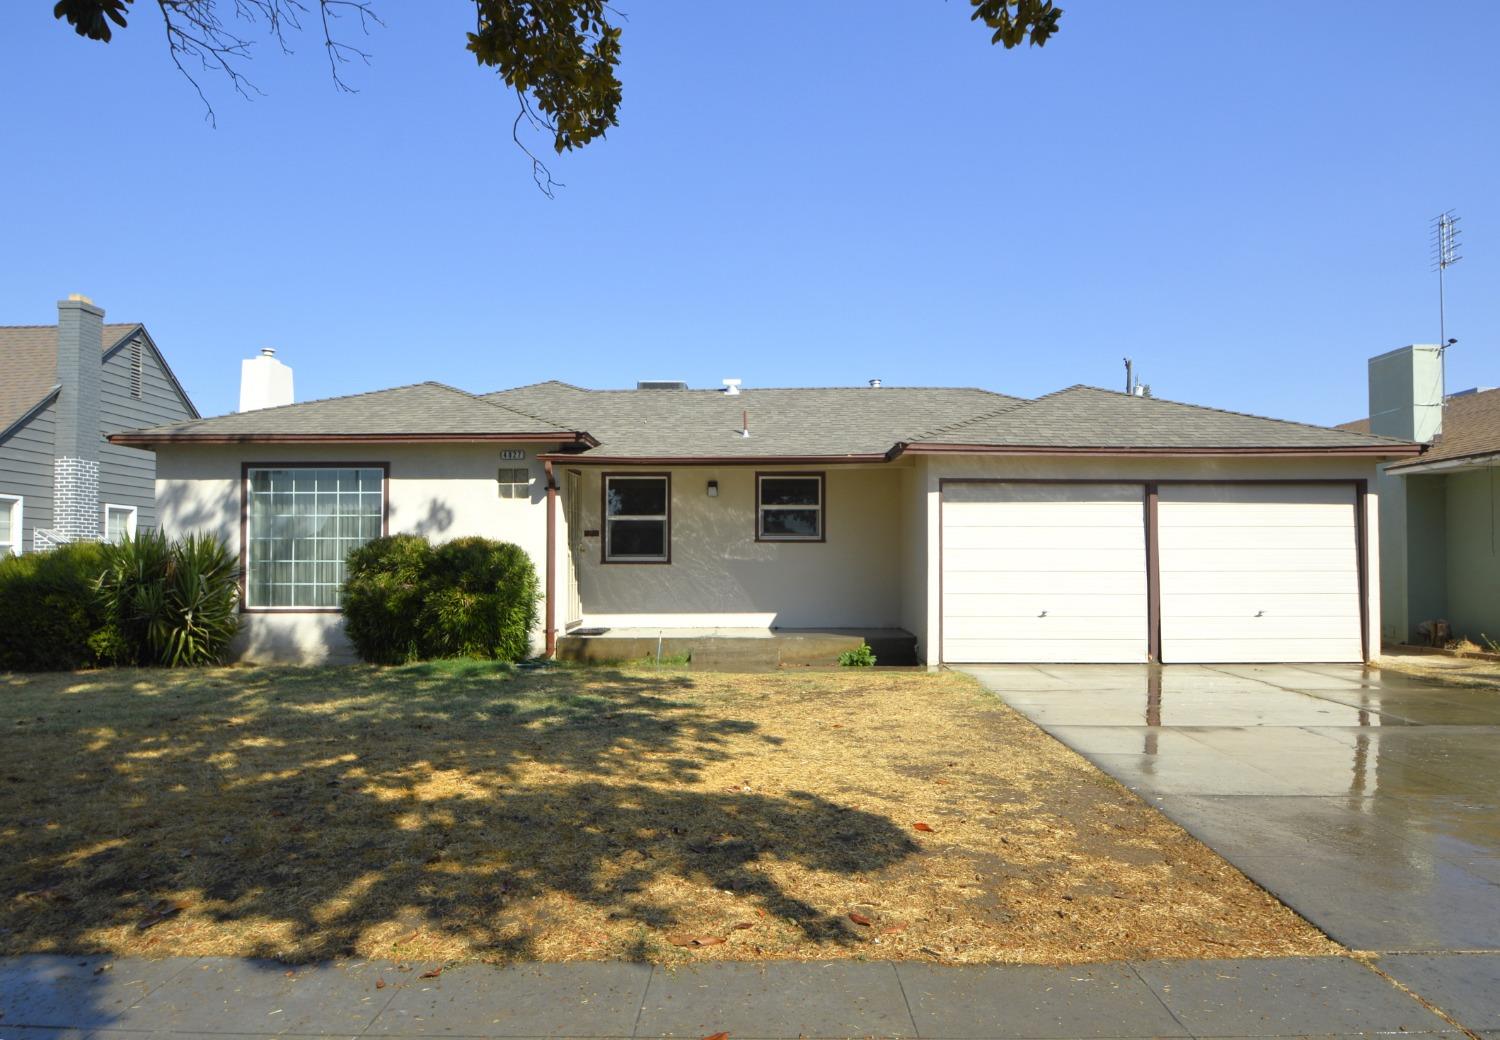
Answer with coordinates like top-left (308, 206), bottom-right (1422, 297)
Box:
top-left (913, 822), bottom-right (935, 833)
top-left (732, 921), bottom-right (755, 930)
top-left (419, 967), bottom-right (443, 979)
top-left (847, 912), bottom-right (873, 927)
top-left (703, 1032), bottom-right (730, 1040)
top-left (669, 935), bottom-right (727, 947)
top-left (882, 923), bottom-right (909, 935)
top-left (136, 900), bottom-right (186, 932)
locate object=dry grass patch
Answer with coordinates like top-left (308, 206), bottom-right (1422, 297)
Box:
top-left (0, 662), bottom-right (1332, 964)
top-left (1377, 653), bottom-right (1500, 690)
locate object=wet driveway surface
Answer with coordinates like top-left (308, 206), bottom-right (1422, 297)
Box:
top-left (966, 662), bottom-right (1500, 1034)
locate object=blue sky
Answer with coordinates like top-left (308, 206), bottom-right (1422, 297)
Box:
top-left (1, 2), bottom-right (1495, 423)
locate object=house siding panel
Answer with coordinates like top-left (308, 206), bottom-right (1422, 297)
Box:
top-left (99, 332), bottom-right (196, 533)
top-left (0, 399), bottom-right (57, 550)
top-left (1444, 468), bottom-right (1500, 641)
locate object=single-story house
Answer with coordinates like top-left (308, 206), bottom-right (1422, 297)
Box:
top-left (110, 377), bottom-right (1420, 666)
top-left (1338, 345), bottom-right (1499, 644)
top-left (1, 295), bottom-right (198, 556)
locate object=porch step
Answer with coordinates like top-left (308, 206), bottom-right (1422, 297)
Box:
top-left (554, 628), bottom-right (918, 670)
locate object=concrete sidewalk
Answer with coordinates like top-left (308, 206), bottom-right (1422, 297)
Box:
top-left (0, 952), bottom-right (1467, 1039)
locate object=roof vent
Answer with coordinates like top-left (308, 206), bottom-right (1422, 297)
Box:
top-left (722, 378), bottom-right (742, 396)
top-left (637, 380), bottom-right (688, 390)
top-left (868, 378), bottom-right (882, 388)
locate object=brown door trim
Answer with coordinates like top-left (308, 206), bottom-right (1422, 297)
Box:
top-left (1145, 482), bottom-right (1161, 663)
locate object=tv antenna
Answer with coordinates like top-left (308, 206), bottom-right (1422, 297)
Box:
top-left (1432, 211), bottom-right (1462, 407)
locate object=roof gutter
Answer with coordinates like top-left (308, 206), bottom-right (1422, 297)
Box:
top-left (534, 452), bottom-right (890, 466)
top-left (886, 442), bottom-right (1424, 460)
top-left (109, 430), bottom-right (599, 448)
top-left (1387, 449), bottom-right (1500, 474)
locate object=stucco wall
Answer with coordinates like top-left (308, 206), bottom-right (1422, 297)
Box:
top-left (917, 455), bottom-right (1385, 666)
top-left (564, 464), bottom-right (904, 629)
top-left (898, 458), bottom-right (929, 661)
top-left (155, 442), bottom-right (555, 664)
top-left (1444, 467), bottom-right (1500, 641)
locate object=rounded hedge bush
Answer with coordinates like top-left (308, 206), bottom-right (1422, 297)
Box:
top-left (342, 534), bottom-right (433, 664)
top-left (0, 541), bottom-right (110, 671)
top-left (341, 535), bottom-right (540, 664)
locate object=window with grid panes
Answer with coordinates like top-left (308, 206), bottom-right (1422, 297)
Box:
top-left (245, 467), bottom-right (383, 608)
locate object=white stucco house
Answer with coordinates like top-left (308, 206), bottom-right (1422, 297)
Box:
top-left (110, 378), bottom-right (1421, 667)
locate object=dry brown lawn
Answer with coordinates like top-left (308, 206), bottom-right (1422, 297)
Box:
top-left (0, 663), bottom-right (1333, 965)
top-left (1377, 652), bottom-right (1500, 690)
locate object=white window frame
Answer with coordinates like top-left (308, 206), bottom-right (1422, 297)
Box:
top-left (0, 495), bottom-right (22, 558)
top-left (243, 465), bottom-right (387, 611)
top-left (756, 473), bottom-right (825, 542)
top-left (603, 473), bottom-right (670, 563)
top-left (103, 503), bottom-right (138, 542)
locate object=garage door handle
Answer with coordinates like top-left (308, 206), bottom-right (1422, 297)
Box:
top-left (1039, 610), bottom-right (1048, 618)
top-left (1255, 610), bottom-right (1265, 617)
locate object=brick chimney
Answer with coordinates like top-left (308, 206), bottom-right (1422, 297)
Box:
top-left (53, 294), bottom-right (103, 541)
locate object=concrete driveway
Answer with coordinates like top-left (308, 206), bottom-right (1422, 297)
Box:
top-left (966, 661), bottom-right (1500, 1035)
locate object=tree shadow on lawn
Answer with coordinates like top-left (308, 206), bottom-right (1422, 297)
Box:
top-left (0, 664), bottom-right (919, 964)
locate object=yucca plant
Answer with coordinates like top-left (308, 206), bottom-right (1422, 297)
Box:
top-left (96, 531), bottom-right (241, 666)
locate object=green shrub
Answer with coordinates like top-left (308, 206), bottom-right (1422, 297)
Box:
top-left (340, 535), bottom-right (540, 664)
top-left (838, 643), bottom-right (877, 667)
top-left (96, 530), bottom-right (242, 666)
top-left (342, 535), bottom-right (433, 664)
top-left (0, 542), bottom-right (110, 671)
top-left (418, 538), bottom-right (540, 662)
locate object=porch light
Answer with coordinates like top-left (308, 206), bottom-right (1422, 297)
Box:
top-left (706, 480), bottom-right (719, 498)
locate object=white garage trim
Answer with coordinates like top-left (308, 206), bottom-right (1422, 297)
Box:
top-left (938, 478), bottom-right (1371, 665)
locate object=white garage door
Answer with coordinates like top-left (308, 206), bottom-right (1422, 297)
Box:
top-left (941, 483), bottom-right (1149, 663)
top-left (1157, 483), bottom-right (1362, 663)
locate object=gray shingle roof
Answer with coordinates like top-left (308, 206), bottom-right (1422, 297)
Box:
top-left (111, 376), bottom-right (1416, 457)
top-left (903, 385), bottom-right (1416, 452)
top-left (0, 322), bottom-right (142, 432)
top-left (483, 381), bottom-right (1020, 457)
top-left (1387, 387), bottom-right (1500, 470)
top-left (112, 382), bottom-right (584, 444)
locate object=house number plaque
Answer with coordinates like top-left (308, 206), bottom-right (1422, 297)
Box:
top-left (499, 449), bottom-right (526, 461)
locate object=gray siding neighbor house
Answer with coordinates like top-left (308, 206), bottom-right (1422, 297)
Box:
top-left (0, 295), bottom-right (198, 556)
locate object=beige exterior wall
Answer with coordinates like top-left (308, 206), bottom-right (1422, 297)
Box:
top-left (154, 442), bottom-right (557, 664)
top-left (563, 464), bottom-right (905, 629)
top-left (918, 455), bottom-right (1385, 667)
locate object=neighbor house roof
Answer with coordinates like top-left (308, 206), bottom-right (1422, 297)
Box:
top-left (897, 386), bottom-right (1417, 456)
top-left (112, 376), bottom-right (1419, 459)
top-left (109, 381), bottom-right (595, 446)
top-left (0, 322), bottom-right (144, 434)
top-left (1387, 387), bottom-right (1500, 471)
top-left (484, 381), bottom-right (1020, 460)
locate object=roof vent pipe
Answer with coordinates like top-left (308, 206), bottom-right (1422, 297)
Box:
top-left (722, 378), bottom-right (742, 395)
top-left (868, 378), bottom-right (882, 388)
top-left (741, 410), bottom-right (750, 438)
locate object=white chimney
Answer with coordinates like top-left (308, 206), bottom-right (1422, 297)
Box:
top-left (722, 378), bottom-right (742, 396)
top-left (239, 348), bottom-right (294, 412)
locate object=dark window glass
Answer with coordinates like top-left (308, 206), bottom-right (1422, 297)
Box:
top-left (761, 509), bottom-right (820, 537)
top-left (760, 478), bottom-right (820, 506)
top-left (606, 477), bottom-right (667, 517)
top-left (608, 519), bottom-right (665, 558)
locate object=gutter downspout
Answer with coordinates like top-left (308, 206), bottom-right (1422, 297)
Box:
top-left (544, 458), bottom-right (557, 659)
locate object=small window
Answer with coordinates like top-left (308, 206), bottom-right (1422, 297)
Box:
top-left (0, 496), bottom-right (21, 557)
top-left (129, 340), bottom-right (144, 399)
top-left (104, 504), bottom-right (137, 542)
top-left (497, 467), bottom-right (532, 499)
top-left (604, 474), bottom-right (669, 562)
top-left (757, 474), bottom-right (824, 541)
